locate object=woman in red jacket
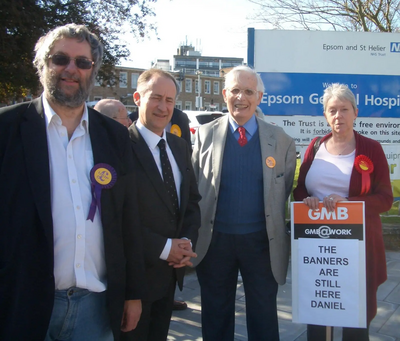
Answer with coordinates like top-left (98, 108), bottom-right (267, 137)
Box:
top-left (293, 83), bottom-right (393, 341)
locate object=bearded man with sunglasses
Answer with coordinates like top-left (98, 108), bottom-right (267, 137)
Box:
top-left (0, 24), bottom-right (145, 341)
top-left (192, 65), bottom-right (296, 340)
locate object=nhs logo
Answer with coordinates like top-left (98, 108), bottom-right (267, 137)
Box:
top-left (390, 42), bottom-right (400, 52)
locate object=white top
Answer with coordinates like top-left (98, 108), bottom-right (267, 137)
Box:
top-left (43, 97), bottom-right (106, 292)
top-left (305, 142), bottom-right (355, 200)
top-left (135, 121), bottom-right (182, 260)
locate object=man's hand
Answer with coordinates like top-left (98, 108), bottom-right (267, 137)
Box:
top-left (121, 299), bottom-right (142, 332)
top-left (167, 239), bottom-right (197, 268)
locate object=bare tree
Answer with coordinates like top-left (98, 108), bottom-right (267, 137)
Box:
top-left (248, 0), bottom-right (400, 32)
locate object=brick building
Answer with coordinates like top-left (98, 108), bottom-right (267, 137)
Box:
top-left (89, 44), bottom-right (244, 113)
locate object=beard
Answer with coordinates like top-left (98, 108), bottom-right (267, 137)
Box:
top-left (45, 69), bottom-right (94, 108)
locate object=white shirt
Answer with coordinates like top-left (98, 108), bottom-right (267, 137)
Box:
top-left (135, 121), bottom-right (182, 260)
top-left (43, 97), bottom-right (106, 292)
top-left (305, 142), bottom-right (355, 200)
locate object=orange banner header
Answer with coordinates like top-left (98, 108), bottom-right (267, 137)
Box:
top-left (292, 202), bottom-right (364, 225)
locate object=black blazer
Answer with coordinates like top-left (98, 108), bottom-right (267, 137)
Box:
top-left (128, 123), bottom-right (201, 302)
top-left (0, 97), bottom-right (145, 341)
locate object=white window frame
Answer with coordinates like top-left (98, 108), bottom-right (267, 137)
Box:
top-left (204, 80), bottom-right (211, 94)
top-left (185, 101), bottom-right (192, 110)
top-left (119, 72), bottom-right (128, 88)
top-left (213, 81), bottom-right (220, 94)
top-left (175, 101), bottom-right (182, 110)
top-left (185, 79), bottom-right (192, 93)
top-left (131, 73), bottom-right (139, 89)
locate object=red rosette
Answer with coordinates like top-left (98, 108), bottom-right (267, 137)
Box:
top-left (354, 155), bottom-right (374, 195)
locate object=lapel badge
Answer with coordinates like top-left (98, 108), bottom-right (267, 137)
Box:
top-left (266, 156), bottom-right (276, 168)
top-left (170, 124), bottom-right (182, 137)
top-left (87, 163), bottom-right (117, 222)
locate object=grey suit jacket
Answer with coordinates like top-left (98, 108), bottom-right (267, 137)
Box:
top-left (191, 115), bottom-right (296, 284)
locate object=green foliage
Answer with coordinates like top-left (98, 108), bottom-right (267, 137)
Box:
top-left (0, 0), bottom-right (157, 103)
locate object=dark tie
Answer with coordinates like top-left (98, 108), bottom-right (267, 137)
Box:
top-left (158, 139), bottom-right (179, 218)
top-left (238, 126), bottom-right (247, 146)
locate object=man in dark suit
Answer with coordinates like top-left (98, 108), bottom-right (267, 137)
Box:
top-left (0, 24), bottom-right (145, 341)
top-left (130, 106), bottom-right (192, 312)
top-left (121, 69), bottom-right (201, 341)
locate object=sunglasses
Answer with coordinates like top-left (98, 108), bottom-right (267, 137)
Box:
top-left (48, 54), bottom-right (94, 70)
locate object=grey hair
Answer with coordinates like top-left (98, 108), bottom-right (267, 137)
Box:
top-left (224, 65), bottom-right (265, 93)
top-left (323, 83), bottom-right (357, 112)
top-left (33, 24), bottom-right (103, 86)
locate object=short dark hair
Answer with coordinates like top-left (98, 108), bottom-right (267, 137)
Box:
top-left (137, 69), bottom-right (180, 98)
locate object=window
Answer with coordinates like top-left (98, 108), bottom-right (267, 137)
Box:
top-left (204, 80), bottom-right (211, 94)
top-left (185, 101), bottom-right (192, 110)
top-left (119, 72), bottom-right (127, 88)
top-left (214, 103), bottom-right (220, 111)
top-left (94, 96), bottom-right (102, 101)
top-left (195, 79), bottom-right (201, 94)
top-left (185, 79), bottom-right (192, 93)
top-left (175, 101), bottom-right (182, 110)
top-left (213, 81), bottom-right (220, 94)
top-left (204, 102), bottom-right (210, 110)
top-left (131, 73), bottom-right (139, 89)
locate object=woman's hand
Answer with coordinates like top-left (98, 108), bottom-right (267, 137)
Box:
top-left (303, 196), bottom-right (320, 211)
top-left (323, 194), bottom-right (348, 212)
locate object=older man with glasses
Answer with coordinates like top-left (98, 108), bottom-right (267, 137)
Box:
top-left (192, 65), bottom-right (296, 341)
top-left (94, 99), bottom-right (133, 128)
top-left (0, 24), bottom-right (145, 341)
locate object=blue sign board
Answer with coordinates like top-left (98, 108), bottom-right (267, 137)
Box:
top-left (259, 72), bottom-right (400, 118)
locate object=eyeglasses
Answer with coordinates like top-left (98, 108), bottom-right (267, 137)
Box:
top-left (228, 88), bottom-right (258, 97)
top-left (48, 54), bottom-right (94, 70)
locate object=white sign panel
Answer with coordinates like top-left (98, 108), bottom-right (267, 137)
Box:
top-left (291, 202), bottom-right (366, 328)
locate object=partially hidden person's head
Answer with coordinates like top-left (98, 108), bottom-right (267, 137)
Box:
top-left (223, 65), bottom-right (264, 126)
top-left (94, 99), bottom-right (132, 128)
top-left (323, 83), bottom-right (358, 136)
top-left (33, 24), bottom-right (103, 108)
top-left (133, 69), bottom-right (179, 136)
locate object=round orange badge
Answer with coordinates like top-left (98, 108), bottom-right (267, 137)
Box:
top-left (266, 156), bottom-right (276, 168)
top-left (170, 124), bottom-right (182, 137)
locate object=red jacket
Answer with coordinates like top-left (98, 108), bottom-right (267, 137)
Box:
top-left (294, 131), bottom-right (393, 324)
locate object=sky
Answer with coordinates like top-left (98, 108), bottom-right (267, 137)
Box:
top-left (119, 0), bottom-right (269, 69)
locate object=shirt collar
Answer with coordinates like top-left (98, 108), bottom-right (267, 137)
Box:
top-left (42, 95), bottom-right (89, 133)
top-left (135, 120), bottom-right (167, 150)
top-left (228, 114), bottom-right (258, 136)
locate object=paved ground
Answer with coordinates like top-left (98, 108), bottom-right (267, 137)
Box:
top-left (168, 251), bottom-right (400, 341)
